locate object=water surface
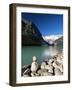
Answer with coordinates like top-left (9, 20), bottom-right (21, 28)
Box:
top-left (22, 45), bottom-right (63, 66)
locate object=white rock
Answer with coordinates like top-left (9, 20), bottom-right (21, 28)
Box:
top-left (31, 61), bottom-right (38, 72)
top-left (45, 65), bottom-right (50, 70)
top-left (31, 72), bottom-right (39, 77)
top-left (48, 69), bottom-right (53, 73)
top-left (40, 70), bottom-right (53, 76)
top-left (37, 69), bottom-right (53, 76)
top-left (41, 62), bottom-right (46, 70)
top-left (53, 60), bottom-right (63, 73)
top-left (49, 59), bottom-right (54, 63)
top-left (48, 59), bottom-right (54, 65)
top-left (37, 69), bottom-right (47, 76)
top-left (31, 73), bottom-right (35, 77)
top-left (34, 73), bottom-right (39, 76)
top-left (41, 72), bottom-right (48, 76)
top-left (57, 57), bottom-right (63, 64)
top-left (53, 61), bottom-right (58, 68)
top-left (32, 56), bottom-right (37, 62)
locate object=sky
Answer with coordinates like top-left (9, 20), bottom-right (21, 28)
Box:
top-left (22, 13), bottom-right (63, 36)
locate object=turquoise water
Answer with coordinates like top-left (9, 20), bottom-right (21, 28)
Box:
top-left (22, 45), bottom-right (63, 66)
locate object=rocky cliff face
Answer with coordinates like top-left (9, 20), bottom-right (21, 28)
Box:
top-left (54, 36), bottom-right (63, 45)
top-left (22, 19), bottom-right (46, 46)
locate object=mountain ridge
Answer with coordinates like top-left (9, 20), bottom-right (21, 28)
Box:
top-left (43, 35), bottom-right (63, 45)
top-left (22, 19), bottom-right (47, 46)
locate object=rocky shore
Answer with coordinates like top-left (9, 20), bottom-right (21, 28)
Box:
top-left (22, 53), bottom-right (63, 77)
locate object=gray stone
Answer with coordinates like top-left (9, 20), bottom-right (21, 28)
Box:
top-left (47, 72), bottom-right (53, 76)
top-left (23, 74), bottom-right (29, 77)
top-left (45, 65), bottom-right (53, 73)
top-left (40, 70), bottom-right (53, 76)
top-left (23, 68), bottom-right (30, 74)
top-left (37, 69), bottom-right (42, 74)
top-left (54, 68), bottom-right (63, 75)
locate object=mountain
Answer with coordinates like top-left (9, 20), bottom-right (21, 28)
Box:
top-left (22, 19), bottom-right (46, 46)
top-left (43, 35), bottom-right (63, 45)
top-left (54, 36), bottom-right (63, 45)
top-left (43, 35), bottom-right (62, 41)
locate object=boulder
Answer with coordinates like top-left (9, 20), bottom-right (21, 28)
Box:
top-left (31, 72), bottom-right (39, 77)
top-left (23, 68), bottom-right (31, 75)
top-left (53, 60), bottom-right (63, 73)
top-left (57, 57), bottom-right (63, 64)
top-left (54, 68), bottom-right (63, 75)
top-left (58, 64), bottom-right (63, 72)
top-left (41, 71), bottom-right (49, 76)
top-left (37, 69), bottom-right (42, 75)
top-left (41, 62), bottom-right (46, 70)
top-left (37, 69), bottom-right (47, 76)
top-left (31, 61), bottom-right (38, 72)
top-left (47, 72), bottom-right (53, 76)
top-left (23, 74), bottom-right (29, 77)
top-left (22, 65), bottom-right (31, 76)
top-left (45, 64), bottom-right (53, 73)
top-left (40, 70), bottom-right (53, 76)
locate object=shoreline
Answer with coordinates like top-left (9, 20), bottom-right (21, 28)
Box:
top-left (21, 53), bottom-right (63, 77)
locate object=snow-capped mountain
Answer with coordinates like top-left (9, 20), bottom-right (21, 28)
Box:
top-left (43, 35), bottom-right (62, 41)
top-left (42, 35), bottom-right (63, 45)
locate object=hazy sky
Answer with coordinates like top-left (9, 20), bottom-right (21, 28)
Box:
top-left (22, 13), bottom-right (63, 36)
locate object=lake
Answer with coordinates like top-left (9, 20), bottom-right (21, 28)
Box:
top-left (22, 45), bottom-right (63, 66)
